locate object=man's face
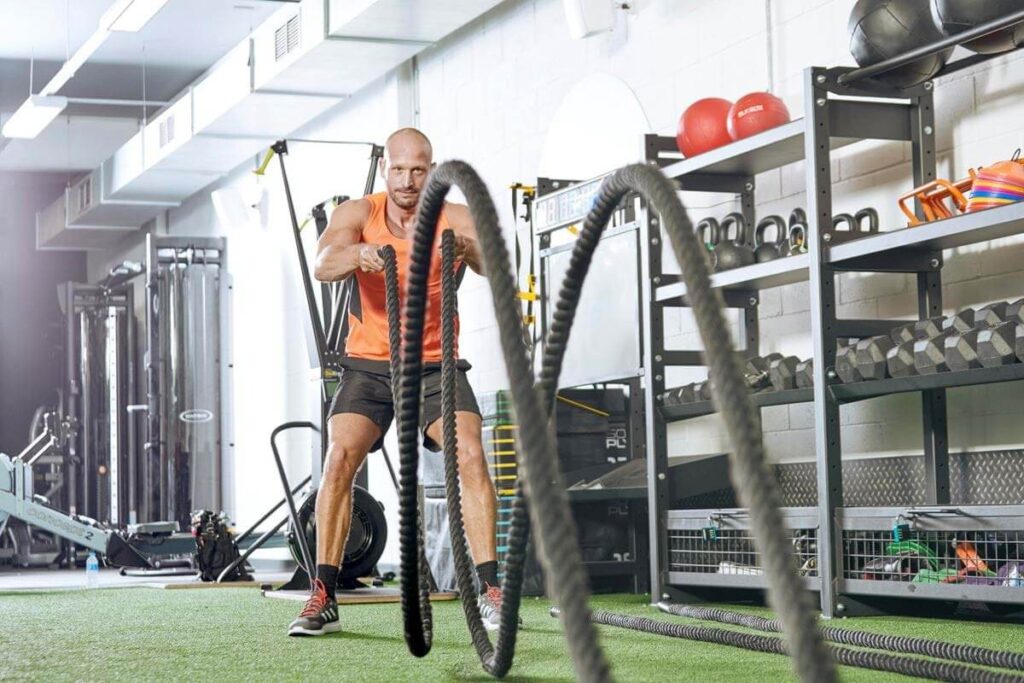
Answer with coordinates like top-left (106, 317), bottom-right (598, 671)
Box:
top-left (382, 135), bottom-right (432, 210)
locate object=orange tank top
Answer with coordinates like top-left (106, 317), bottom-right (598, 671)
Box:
top-left (345, 192), bottom-right (459, 363)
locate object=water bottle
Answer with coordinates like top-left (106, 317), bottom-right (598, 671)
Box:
top-left (85, 552), bottom-right (100, 589)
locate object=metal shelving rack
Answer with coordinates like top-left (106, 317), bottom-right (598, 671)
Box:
top-left (641, 64), bottom-right (1024, 618)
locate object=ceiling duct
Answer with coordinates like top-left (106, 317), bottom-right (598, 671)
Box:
top-left (35, 0), bottom-right (507, 249)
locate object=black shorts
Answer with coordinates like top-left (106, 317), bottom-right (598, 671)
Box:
top-left (328, 357), bottom-right (481, 452)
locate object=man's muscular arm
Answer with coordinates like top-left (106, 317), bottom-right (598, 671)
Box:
top-left (314, 199), bottom-right (383, 281)
top-left (446, 204), bottom-right (485, 275)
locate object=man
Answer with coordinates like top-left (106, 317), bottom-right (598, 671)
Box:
top-left (288, 128), bottom-right (503, 636)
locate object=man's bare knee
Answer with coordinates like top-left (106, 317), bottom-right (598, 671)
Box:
top-left (323, 443), bottom-right (364, 486)
top-left (458, 443), bottom-right (492, 485)
top-left (457, 442), bottom-right (486, 467)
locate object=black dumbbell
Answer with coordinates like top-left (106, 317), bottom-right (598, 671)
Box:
top-left (977, 322), bottom-right (1023, 367)
top-left (769, 356), bottom-right (800, 391)
top-left (914, 316), bottom-right (946, 340)
top-left (695, 380), bottom-right (712, 402)
top-left (945, 329), bottom-right (984, 371)
top-left (889, 315), bottom-right (947, 377)
top-left (915, 332), bottom-right (954, 374)
top-left (662, 389), bottom-right (681, 407)
top-left (942, 308), bottom-right (981, 372)
top-left (914, 312), bottom-right (975, 374)
top-left (746, 353), bottom-right (783, 373)
top-left (855, 335), bottom-right (895, 380)
top-left (887, 341), bottom-right (916, 377)
top-left (948, 302), bottom-right (1018, 370)
top-left (745, 353), bottom-right (782, 391)
top-left (835, 343), bottom-right (860, 383)
top-left (1006, 298), bottom-right (1024, 323)
top-left (890, 322), bottom-right (917, 344)
top-left (975, 301), bottom-right (1009, 328)
top-left (795, 359), bottom-right (813, 388)
top-left (676, 384), bottom-right (698, 403)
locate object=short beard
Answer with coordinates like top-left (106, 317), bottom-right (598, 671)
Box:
top-left (390, 191), bottom-right (418, 209)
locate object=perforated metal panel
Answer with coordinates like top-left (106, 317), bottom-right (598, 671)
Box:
top-left (672, 450), bottom-right (1024, 509)
top-left (950, 451), bottom-right (1024, 505)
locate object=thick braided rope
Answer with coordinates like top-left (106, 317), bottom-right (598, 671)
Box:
top-left (661, 603), bottom-right (1024, 673)
top-left (438, 230), bottom-right (522, 674)
top-left (560, 608), bottom-right (1024, 683)
top-left (381, 245), bottom-right (433, 657)
top-left (397, 161), bottom-right (609, 681)
top-left (538, 163), bottom-right (833, 683)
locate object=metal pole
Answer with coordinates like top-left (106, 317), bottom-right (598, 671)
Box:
top-left (364, 144), bottom-right (384, 196)
top-left (145, 234), bottom-right (162, 522)
top-left (909, 90), bottom-right (950, 505)
top-left (804, 67), bottom-right (842, 619)
top-left (63, 284), bottom-right (78, 564)
top-left (80, 308), bottom-right (93, 519)
top-left (270, 421), bottom-right (319, 578)
top-left (275, 141), bottom-right (329, 363)
top-left (125, 285), bottom-right (137, 524)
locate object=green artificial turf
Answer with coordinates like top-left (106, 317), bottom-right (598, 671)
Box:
top-left (0, 588), bottom-right (1021, 682)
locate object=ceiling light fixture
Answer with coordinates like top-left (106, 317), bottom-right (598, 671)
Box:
top-left (2, 95), bottom-right (69, 139)
top-left (103, 0), bottom-right (170, 33)
top-left (43, 30), bottom-right (110, 95)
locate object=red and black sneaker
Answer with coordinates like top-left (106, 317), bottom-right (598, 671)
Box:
top-left (288, 579), bottom-right (340, 636)
top-left (477, 584), bottom-right (522, 632)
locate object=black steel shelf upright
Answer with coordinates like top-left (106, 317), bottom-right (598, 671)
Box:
top-left (640, 63), bottom-right (1024, 619)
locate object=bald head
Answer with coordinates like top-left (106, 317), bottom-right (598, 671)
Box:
top-left (385, 127), bottom-right (433, 162)
top-left (381, 128), bottom-right (434, 211)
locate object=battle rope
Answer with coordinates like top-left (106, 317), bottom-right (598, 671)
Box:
top-left (381, 236), bottom-right (530, 675)
top-left (394, 160), bottom-right (831, 682)
top-left (381, 244), bottom-right (434, 651)
top-left (659, 603), bottom-right (1024, 674)
top-left (439, 230), bottom-right (532, 673)
top-left (552, 608), bottom-right (1024, 683)
top-left (370, 162), bottom-right (1017, 683)
top-left (538, 164), bottom-right (834, 683)
top-left (392, 202), bottom-right (541, 672)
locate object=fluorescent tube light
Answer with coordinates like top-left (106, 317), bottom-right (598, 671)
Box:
top-left (44, 30), bottom-right (109, 95)
top-left (103, 0), bottom-right (169, 33)
top-left (2, 95), bottom-right (68, 139)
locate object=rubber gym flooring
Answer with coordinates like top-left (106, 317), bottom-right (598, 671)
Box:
top-left (1, 585), bottom-right (1023, 682)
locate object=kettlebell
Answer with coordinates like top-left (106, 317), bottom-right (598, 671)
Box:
top-left (695, 217), bottom-right (719, 270)
top-left (695, 217), bottom-right (720, 251)
top-left (854, 207), bottom-right (879, 234)
top-left (713, 212), bottom-right (755, 271)
top-left (832, 213), bottom-right (857, 234)
top-left (788, 208), bottom-right (808, 255)
top-left (753, 215), bottom-right (788, 262)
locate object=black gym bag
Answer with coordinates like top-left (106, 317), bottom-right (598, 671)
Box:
top-left (190, 510), bottom-right (252, 582)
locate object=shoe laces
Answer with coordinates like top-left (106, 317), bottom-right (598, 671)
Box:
top-left (300, 579), bottom-right (330, 617)
top-left (484, 584), bottom-right (503, 612)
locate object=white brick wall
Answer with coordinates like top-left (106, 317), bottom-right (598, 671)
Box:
top-left (407, 0), bottom-right (1024, 466)
top-left (88, 0), bottom-right (1024, 526)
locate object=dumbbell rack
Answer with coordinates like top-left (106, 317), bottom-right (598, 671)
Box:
top-left (641, 65), bottom-right (1024, 618)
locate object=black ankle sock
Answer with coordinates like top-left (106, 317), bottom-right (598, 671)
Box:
top-left (476, 561), bottom-right (499, 593)
top-left (316, 564), bottom-right (339, 600)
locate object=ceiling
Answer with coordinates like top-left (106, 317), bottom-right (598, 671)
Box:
top-left (0, 0), bottom-right (290, 173)
top-left (0, 0), bottom-right (282, 65)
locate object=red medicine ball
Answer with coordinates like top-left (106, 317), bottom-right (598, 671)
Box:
top-left (727, 92), bottom-right (790, 141)
top-left (676, 98), bottom-right (733, 157)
